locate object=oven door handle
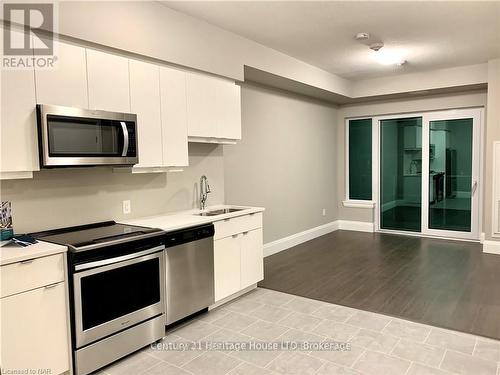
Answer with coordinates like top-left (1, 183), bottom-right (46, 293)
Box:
top-left (120, 121), bottom-right (129, 157)
top-left (75, 245), bottom-right (165, 271)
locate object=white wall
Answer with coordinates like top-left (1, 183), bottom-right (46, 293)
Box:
top-left (351, 64), bottom-right (488, 98)
top-left (224, 84), bottom-right (338, 243)
top-left (337, 90), bottom-right (488, 223)
top-left (0, 144), bottom-right (224, 233)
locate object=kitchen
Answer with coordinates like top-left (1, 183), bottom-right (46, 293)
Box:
top-left (1, 2), bottom-right (500, 375)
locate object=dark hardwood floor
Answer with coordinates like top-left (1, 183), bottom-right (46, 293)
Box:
top-left (259, 230), bottom-right (500, 340)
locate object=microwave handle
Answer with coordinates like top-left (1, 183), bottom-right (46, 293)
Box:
top-left (120, 121), bottom-right (129, 157)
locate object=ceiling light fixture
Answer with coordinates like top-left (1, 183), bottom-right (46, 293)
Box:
top-left (369, 43), bottom-right (407, 66)
top-left (374, 49), bottom-right (407, 66)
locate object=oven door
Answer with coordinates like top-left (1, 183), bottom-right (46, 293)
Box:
top-left (37, 104), bottom-right (138, 167)
top-left (73, 247), bottom-right (164, 348)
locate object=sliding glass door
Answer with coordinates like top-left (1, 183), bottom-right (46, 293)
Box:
top-left (378, 109), bottom-right (481, 240)
top-left (380, 117), bottom-right (422, 232)
top-left (421, 109), bottom-right (481, 239)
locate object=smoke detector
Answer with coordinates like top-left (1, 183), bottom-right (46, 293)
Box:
top-left (355, 32), bottom-right (370, 40)
top-left (369, 42), bottom-right (384, 51)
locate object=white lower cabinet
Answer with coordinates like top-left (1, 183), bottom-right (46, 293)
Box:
top-left (213, 214), bottom-right (263, 302)
top-left (1, 282), bottom-right (70, 374)
top-left (214, 235), bottom-right (242, 301)
top-left (240, 229), bottom-right (264, 289)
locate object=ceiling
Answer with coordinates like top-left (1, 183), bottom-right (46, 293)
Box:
top-left (163, 1), bottom-right (500, 80)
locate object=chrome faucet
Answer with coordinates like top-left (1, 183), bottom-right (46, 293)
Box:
top-left (200, 175), bottom-right (211, 210)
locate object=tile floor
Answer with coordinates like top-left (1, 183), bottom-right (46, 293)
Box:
top-left (98, 288), bottom-right (500, 375)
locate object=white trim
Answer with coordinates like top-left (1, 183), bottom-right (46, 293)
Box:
top-left (188, 136), bottom-right (237, 145)
top-left (0, 171), bottom-right (33, 180)
top-left (483, 240), bottom-right (500, 255)
top-left (342, 200), bottom-right (375, 209)
top-left (480, 232), bottom-right (486, 244)
top-left (345, 117), bottom-right (374, 203)
top-left (209, 284), bottom-right (257, 309)
top-left (492, 142), bottom-right (500, 238)
top-left (263, 221), bottom-right (339, 257)
top-left (377, 228), bottom-right (480, 243)
top-left (263, 220), bottom-right (377, 258)
top-left (337, 220), bottom-right (374, 232)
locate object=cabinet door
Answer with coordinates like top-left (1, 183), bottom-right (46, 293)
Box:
top-left (214, 235), bottom-right (241, 301)
top-left (216, 80), bottom-right (241, 140)
top-left (1, 283), bottom-right (69, 374)
top-left (186, 72), bottom-right (217, 137)
top-left (240, 228), bottom-right (264, 289)
top-left (160, 66), bottom-right (189, 167)
top-left (129, 59), bottom-right (163, 168)
top-left (35, 40), bottom-right (88, 108)
top-left (86, 49), bottom-right (130, 112)
top-left (1, 30), bottom-right (38, 176)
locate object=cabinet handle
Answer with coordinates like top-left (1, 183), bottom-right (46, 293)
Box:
top-left (242, 231), bottom-right (249, 235)
top-left (44, 283), bottom-right (58, 290)
top-left (232, 234), bottom-right (239, 238)
top-left (20, 259), bottom-right (34, 264)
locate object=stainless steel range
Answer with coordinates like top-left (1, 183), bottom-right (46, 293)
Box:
top-left (32, 221), bottom-right (166, 375)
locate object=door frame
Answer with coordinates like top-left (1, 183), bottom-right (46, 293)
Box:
top-left (421, 108), bottom-right (483, 240)
top-left (373, 108), bottom-right (484, 241)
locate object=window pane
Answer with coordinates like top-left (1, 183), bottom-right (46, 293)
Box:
top-left (380, 117), bottom-right (422, 232)
top-left (429, 118), bottom-right (472, 232)
top-left (349, 119), bottom-right (372, 200)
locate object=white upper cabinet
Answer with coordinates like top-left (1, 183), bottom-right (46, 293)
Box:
top-left (86, 49), bottom-right (131, 113)
top-left (35, 40), bottom-right (88, 108)
top-left (186, 72), bottom-right (218, 138)
top-left (1, 30), bottom-right (38, 179)
top-left (160, 66), bottom-right (189, 167)
top-left (215, 79), bottom-right (242, 140)
top-left (129, 59), bottom-right (163, 168)
top-left (186, 72), bottom-right (241, 142)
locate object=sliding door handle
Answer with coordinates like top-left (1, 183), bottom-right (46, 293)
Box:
top-left (472, 181), bottom-right (478, 195)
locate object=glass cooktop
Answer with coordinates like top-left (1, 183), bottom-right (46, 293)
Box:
top-left (31, 221), bottom-right (163, 250)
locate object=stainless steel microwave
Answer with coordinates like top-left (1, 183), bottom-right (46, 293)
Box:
top-left (36, 104), bottom-right (138, 168)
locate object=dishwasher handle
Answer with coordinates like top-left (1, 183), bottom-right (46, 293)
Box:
top-left (163, 224), bottom-right (214, 248)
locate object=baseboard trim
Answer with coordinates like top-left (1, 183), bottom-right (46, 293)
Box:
top-left (483, 240), bottom-right (500, 255)
top-left (264, 221), bottom-right (339, 257)
top-left (337, 220), bottom-right (375, 233)
top-left (209, 284), bottom-right (257, 309)
top-left (263, 220), bottom-right (376, 257)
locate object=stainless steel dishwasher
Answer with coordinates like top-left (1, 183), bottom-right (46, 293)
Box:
top-left (163, 223), bottom-right (215, 325)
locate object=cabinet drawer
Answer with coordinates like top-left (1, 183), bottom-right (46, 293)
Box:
top-left (1, 254), bottom-right (65, 298)
top-left (214, 213), bottom-right (262, 240)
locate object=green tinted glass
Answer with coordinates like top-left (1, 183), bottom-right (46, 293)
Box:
top-left (429, 118), bottom-right (473, 232)
top-left (349, 119), bottom-right (372, 200)
top-left (380, 117), bottom-right (422, 232)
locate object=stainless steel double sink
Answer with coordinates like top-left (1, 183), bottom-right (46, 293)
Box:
top-left (195, 208), bottom-right (244, 217)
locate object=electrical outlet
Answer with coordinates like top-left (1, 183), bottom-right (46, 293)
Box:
top-left (322, 208), bottom-right (326, 216)
top-left (123, 200), bottom-right (131, 214)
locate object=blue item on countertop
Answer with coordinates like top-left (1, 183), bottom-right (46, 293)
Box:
top-left (1, 228), bottom-right (14, 240)
top-left (12, 234), bottom-right (38, 247)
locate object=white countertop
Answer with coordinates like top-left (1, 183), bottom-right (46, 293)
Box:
top-left (121, 204), bottom-right (265, 232)
top-left (0, 205), bottom-right (263, 265)
top-left (0, 240), bottom-right (67, 266)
